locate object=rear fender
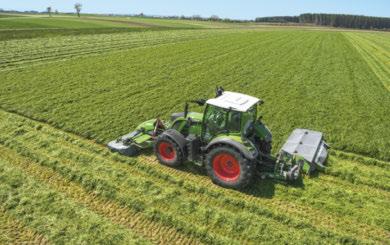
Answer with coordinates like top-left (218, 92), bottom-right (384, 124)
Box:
top-left (206, 138), bottom-right (256, 160)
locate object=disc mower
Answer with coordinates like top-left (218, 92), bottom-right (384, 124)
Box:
top-left (108, 87), bottom-right (329, 189)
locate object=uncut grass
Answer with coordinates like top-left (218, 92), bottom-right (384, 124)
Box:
top-left (0, 30), bottom-right (389, 161)
top-left (0, 30), bottom-right (233, 70)
top-left (0, 16), bottom-right (204, 41)
top-left (0, 110), bottom-right (388, 244)
top-left (344, 32), bottom-right (390, 91)
top-left (0, 158), bottom-right (150, 244)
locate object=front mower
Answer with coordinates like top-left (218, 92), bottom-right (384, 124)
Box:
top-left (108, 88), bottom-right (329, 189)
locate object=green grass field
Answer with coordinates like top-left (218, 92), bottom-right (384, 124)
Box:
top-left (0, 15), bottom-right (389, 244)
top-left (0, 15), bottom-right (206, 41)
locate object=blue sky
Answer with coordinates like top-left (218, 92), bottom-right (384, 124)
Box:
top-left (1, 0), bottom-right (389, 19)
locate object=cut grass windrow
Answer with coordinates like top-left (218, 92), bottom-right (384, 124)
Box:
top-left (0, 155), bottom-right (150, 244)
top-left (0, 109), bottom-right (389, 244)
top-left (0, 146), bottom-right (199, 245)
top-left (0, 207), bottom-right (49, 245)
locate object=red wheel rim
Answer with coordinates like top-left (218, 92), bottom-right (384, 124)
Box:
top-left (212, 152), bottom-right (240, 182)
top-left (158, 142), bottom-right (176, 161)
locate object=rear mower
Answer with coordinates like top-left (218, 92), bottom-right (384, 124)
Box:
top-left (108, 87), bottom-right (329, 189)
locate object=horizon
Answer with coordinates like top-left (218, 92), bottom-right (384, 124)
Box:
top-left (0, 0), bottom-right (389, 20)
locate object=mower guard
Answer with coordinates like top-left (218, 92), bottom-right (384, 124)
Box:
top-left (280, 129), bottom-right (329, 171)
top-left (107, 130), bottom-right (141, 156)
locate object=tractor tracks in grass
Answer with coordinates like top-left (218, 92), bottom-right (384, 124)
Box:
top-left (343, 32), bottom-right (390, 92)
top-left (0, 207), bottom-right (49, 245)
top-left (1, 108), bottom-right (389, 243)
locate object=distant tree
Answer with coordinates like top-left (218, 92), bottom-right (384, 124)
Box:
top-left (192, 15), bottom-right (202, 21)
top-left (55, 9), bottom-right (59, 15)
top-left (47, 6), bottom-right (52, 17)
top-left (74, 3), bottom-right (82, 17)
top-left (210, 15), bottom-right (220, 21)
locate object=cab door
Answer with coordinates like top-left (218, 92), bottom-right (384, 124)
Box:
top-left (201, 105), bottom-right (228, 142)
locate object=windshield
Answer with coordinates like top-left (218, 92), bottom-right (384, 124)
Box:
top-left (246, 105), bottom-right (257, 122)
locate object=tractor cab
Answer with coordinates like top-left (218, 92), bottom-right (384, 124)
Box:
top-left (202, 91), bottom-right (262, 142)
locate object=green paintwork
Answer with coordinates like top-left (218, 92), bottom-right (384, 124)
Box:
top-left (169, 112), bottom-right (203, 136)
top-left (122, 99), bottom-right (270, 158)
top-left (253, 121), bottom-right (272, 141)
top-left (136, 119), bottom-right (156, 131)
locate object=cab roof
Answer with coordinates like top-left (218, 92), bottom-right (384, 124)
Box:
top-left (206, 91), bottom-right (260, 112)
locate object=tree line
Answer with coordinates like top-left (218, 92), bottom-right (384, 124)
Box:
top-left (1, 3), bottom-right (82, 17)
top-left (255, 13), bottom-right (390, 30)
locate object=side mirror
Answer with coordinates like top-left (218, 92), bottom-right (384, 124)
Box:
top-left (191, 99), bottom-right (206, 106)
top-left (215, 86), bottom-right (224, 97)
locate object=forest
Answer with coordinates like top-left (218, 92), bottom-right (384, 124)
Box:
top-left (255, 13), bottom-right (390, 30)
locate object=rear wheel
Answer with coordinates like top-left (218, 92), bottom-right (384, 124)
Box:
top-left (154, 135), bottom-right (184, 167)
top-left (206, 146), bottom-right (255, 189)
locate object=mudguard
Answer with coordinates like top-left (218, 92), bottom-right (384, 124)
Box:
top-left (159, 129), bottom-right (187, 154)
top-left (206, 138), bottom-right (256, 160)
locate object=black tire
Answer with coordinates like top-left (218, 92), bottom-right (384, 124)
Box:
top-left (259, 140), bottom-right (272, 155)
top-left (154, 134), bottom-right (184, 167)
top-left (206, 146), bottom-right (255, 189)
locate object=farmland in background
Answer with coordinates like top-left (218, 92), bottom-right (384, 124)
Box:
top-left (0, 14), bottom-right (389, 244)
top-left (0, 14), bottom-right (207, 41)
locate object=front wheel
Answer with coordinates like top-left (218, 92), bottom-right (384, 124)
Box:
top-left (206, 146), bottom-right (255, 189)
top-left (154, 135), bottom-right (184, 167)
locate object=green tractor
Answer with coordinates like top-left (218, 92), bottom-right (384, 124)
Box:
top-left (108, 88), bottom-right (329, 189)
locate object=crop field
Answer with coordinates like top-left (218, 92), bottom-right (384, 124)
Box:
top-left (0, 15), bottom-right (204, 41)
top-left (0, 15), bottom-right (389, 244)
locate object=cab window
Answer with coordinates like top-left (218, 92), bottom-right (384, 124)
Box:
top-left (203, 105), bottom-right (227, 140)
top-left (227, 111), bottom-right (241, 132)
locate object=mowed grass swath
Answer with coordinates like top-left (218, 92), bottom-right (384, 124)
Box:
top-left (0, 110), bottom-right (389, 244)
top-left (0, 15), bottom-right (389, 244)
